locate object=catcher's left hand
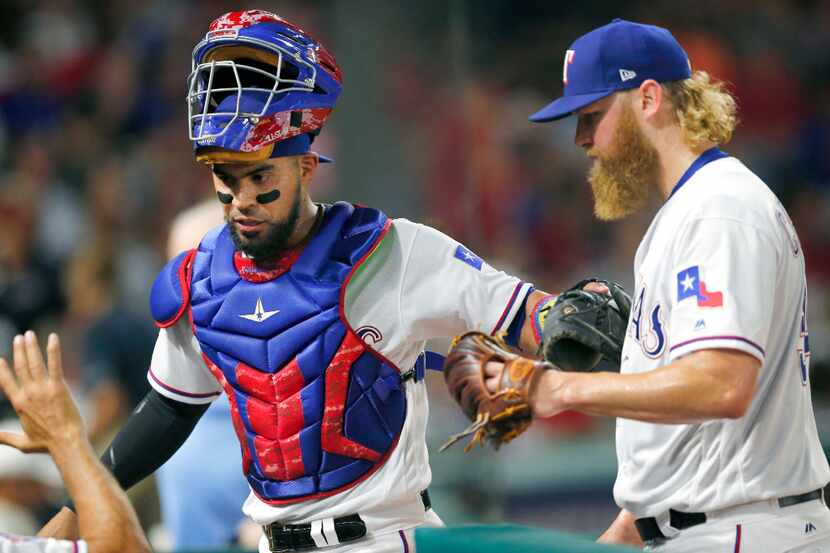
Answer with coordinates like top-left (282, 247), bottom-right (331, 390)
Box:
top-left (440, 332), bottom-right (554, 452)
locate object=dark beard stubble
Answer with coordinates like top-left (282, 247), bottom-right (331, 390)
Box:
top-left (228, 180), bottom-right (302, 259)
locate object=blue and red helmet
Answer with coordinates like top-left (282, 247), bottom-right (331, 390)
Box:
top-left (187, 10), bottom-right (342, 164)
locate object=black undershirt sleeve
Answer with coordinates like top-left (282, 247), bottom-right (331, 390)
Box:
top-left (99, 389), bottom-right (210, 491)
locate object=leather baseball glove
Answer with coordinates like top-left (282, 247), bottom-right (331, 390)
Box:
top-left (440, 332), bottom-right (554, 452)
top-left (539, 279), bottom-right (631, 372)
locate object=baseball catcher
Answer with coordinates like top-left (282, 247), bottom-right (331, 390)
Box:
top-left (441, 279), bottom-right (630, 451)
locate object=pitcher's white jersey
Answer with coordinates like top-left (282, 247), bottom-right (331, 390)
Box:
top-left (147, 217), bottom-right (531, 534)
top-left (0, 535), bottom-right (85, 553)
top-left (614, 151), bottom-right (830, 518)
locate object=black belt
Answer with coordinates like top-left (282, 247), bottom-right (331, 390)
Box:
top-left (263, 490), bottom-right (432, 552)
top-left (635, 488), bottom-right (824, 543)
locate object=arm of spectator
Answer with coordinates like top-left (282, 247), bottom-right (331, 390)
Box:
top-left (0, 331), bottom-right (151, 553)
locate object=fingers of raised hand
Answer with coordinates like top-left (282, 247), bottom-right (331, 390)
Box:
top-left (12, 334), bottom-right (31, 384)
top-left (0, 357), bottom-right (19, 400)
top-left (24, 331), bottom-right (47, 379)
top-left (46, 333), bottom-right (63, 380)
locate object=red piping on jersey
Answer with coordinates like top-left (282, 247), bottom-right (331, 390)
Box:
top-left (670, 335), bottom-right (764, 357)
top-left (733, 524), bottom-right (741, 553)
top-left (147, 366), bottom-right (221, 399)
top-left (337, 218), bottom-right (402, 372)
top-left (491, 281), bottom-right (525, 335)
top-left (155, 249), bottom-right (197, 328)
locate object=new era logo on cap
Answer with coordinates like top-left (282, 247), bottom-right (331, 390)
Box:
top-left (530, 18), bottom-right (692, 122)
top-left (619, 69), bottom-right (637, 82)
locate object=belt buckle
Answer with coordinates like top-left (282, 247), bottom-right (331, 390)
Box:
top-left (657, 511), bottom-right (681, 539)
top-left (264, 523), bottom-right (285, 553)
top-left (264, 522), bottom-right (308, 553)
top-left (264, 514), bottom-right (367, 552)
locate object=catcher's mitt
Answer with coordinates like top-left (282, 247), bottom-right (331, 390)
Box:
top-left (440, 332), bottom-right (554, 452)
top-left (540, 279), bottom-right (631, 372)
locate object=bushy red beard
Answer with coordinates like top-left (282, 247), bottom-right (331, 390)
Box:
top-left (588, 103), bottom-right (659, 221)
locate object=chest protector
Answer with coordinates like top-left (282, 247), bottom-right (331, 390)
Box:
top-left (150, 203), bottom-right (406, 505)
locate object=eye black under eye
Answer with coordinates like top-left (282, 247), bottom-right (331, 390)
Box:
top-left (216, 191), bottom-right (233, 204)
top-left (256, 189), bottom-right (281, 204)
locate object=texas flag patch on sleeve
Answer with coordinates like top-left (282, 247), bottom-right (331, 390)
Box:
top-left (454, 244), bottom-right (483, 270)
top-left (677, 265), bottom-right (723, 307)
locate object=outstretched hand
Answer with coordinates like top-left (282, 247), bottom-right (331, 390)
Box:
top-left (0, 331), bottom-right (85, 454)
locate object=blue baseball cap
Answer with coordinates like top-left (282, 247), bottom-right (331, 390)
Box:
top-left (529, 19), bottom-right (692, 123)
top-left (271, 133), bottom-right (334, 163)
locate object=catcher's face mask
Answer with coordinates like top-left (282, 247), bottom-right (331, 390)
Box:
top-left (188, 10), bottom-right (342, 164)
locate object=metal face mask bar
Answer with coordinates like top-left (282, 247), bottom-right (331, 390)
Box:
top-left (187, 37), bottom-right (318, 141)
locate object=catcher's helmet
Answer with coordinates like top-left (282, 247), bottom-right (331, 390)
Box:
top-left (187, 10), bottom-right (342, 164)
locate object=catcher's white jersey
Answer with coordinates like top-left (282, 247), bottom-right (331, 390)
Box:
top-left (614, 151), bottom-right (830, 517)
top-left (148, 218), bottom-right (531, 537)
top-left (0, 535), bottom-right (85, 553)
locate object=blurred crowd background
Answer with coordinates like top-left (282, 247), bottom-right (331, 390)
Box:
top-left (0, 0), bottom-right (828, 550)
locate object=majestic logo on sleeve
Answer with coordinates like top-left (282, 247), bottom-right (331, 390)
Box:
top-left (454, 245), bottom-right (483, 271)
top-left (239, 298), bottom-right (280, 322)
top-left (677, 266), bottom-right (723, 307)
top-left (630, 285), bottom-right (666, 358)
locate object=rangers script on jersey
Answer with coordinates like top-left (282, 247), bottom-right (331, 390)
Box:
top-left (614, 151), bottom-right (830, 518)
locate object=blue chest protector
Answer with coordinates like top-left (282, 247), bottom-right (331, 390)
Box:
top-left (150, 203), bottom-right (409, 505)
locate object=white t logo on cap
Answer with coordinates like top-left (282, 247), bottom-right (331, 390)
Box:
top-left (562, 50), bottom-right (575, 84)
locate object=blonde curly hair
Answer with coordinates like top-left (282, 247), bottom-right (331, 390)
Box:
top-left (662, 70), bottom-right (738, 149)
